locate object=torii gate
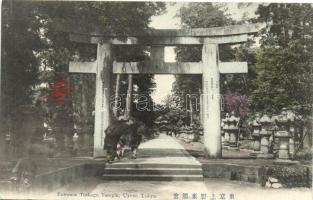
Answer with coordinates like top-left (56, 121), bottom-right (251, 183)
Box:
top-left (68, 23), bottom-right (263, 158)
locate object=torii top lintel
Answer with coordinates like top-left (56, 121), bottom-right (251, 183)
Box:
top-left (69, 23), bottom-right (264, 45)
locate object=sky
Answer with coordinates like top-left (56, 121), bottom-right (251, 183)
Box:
top-left (149, 2), bottom-right (259, 104)
top-left (149, 3), bottom-right (181, 104)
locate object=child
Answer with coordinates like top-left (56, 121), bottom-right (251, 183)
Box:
top-left (116, 137), bottom-right (126, 160)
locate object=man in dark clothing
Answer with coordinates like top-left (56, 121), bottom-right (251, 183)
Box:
top-left (104, 118), bottom-right (148, 162)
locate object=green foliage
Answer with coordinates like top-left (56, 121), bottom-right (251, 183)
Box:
top-left (2, 1), bottom-right (166, 140)
top-left (251, 4), bottom-right (313, 115)
top-left (175, 3), bottom-right (234, 63)
top-left (2, 1), bottom-right (45, 114)
top-left (264, 166), bottom-right (311, 187)
top-left (178, 3), bottom-right (233, 28)
top-left (37, 1), bottom-right (165, 39)
top-left (172, 75), bottom-right (201, 110)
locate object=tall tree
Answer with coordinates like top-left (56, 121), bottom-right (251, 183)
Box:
top-left (251, 3), bottom-right (313, 114)
top-left (2, 1), bottom-right (45, 115)
top-left (1, 1), bottom-right (46, 156)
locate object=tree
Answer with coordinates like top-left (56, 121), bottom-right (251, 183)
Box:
top-left (1, 1), bottom-right (46, 156)
top-left (176, 3), bottom-right (234, 62)
top-left (2, 1), bottom-right (45, 116)
top-left (251, 4), bottom-right (313, 115)
top-left (2, 1), bottom-right (166, 155)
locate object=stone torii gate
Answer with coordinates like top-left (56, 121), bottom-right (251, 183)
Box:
top-left (68, 23), bottom-right (263, 158)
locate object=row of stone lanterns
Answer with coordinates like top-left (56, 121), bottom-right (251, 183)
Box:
top-left (248, 109), bottom-right (298, 162)
top-left (222, 108), bottom-right (299, 163)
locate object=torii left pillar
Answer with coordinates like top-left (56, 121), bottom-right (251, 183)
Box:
top-left (69, 43), bottom-right (112, 157)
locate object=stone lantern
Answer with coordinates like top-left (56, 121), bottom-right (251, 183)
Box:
top-left (259, 114), bottom-right (273, 158)
top-left (72, 132), bottom-right (79, 156)
top-left (228, 112), bottom-right (240, 149)
top-left (4, 132), bottom-right (11, 159)
top-left (274, 108), bottom-right (292, 160)
top-left (222, 113), bottom-right (230, 148)
top-left (270, 115), bottom-right (280, 154)
top-left (251, 114), bottom-right (261, 153)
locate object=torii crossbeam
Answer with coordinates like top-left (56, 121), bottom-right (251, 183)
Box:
top-left (67, 23), bottom-right (263, 158)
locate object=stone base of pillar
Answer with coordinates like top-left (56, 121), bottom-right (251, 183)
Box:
top-left (204, 148), bottom-right (222, 159)
top-left (94, 148), bottom-right (106, 158)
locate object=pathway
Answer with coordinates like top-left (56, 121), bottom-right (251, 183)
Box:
top-left (102, 133), bottom-right (203, 181)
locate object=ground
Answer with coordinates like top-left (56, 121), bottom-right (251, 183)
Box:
top-left (0, 133), bottom-right (311, 200)
top-left (37, 177), bottom-right (312, 200)
top-left (177, 137), bottom-right (312, 167)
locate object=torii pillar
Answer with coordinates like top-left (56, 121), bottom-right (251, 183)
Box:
top-left (70, 43), bottom-right (112, 157)
top-left (202, 44), bottom-right (221, 158)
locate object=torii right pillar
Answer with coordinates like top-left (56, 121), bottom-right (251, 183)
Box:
top-left (202, 43), bottom-right (222, 158)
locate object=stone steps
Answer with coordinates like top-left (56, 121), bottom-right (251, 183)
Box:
top-left (103, 163), bottom-right (204, 181)
top-left (105, 163), bottom-right (202, 169)
top-left (102, 174), bottom-right (204, 181)
top-left (102, 134), bottom-right (204, 181)
top-left (104, 167), bottom-right (203, 175)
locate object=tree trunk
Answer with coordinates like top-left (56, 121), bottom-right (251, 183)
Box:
top-left (199, 88), bottom-right (203, 125)
top-left (113, 74), bottom-right (121, 118)
top-left (81, 75), bottom-right (89, 149)
top-left (124, 74), bottom-right (133, 120)
top-left (303, 118), bottom-right (312, 150)
top-left (189, 95), bottom-right (194, 126)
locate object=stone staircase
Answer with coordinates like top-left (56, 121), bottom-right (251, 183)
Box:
top-left (103, 163), bottom-right (203, 181)
top-left (102, 134), bottom-right (204, 181)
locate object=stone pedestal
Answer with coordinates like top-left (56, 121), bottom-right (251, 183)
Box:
top-left (258, 114), bottom-right (273, 158)
top-left (274, 131), bottom-right (291, 159)
top-left (224, 131), bottom-right (230, 148)
top-left (260, 133), bottom-right (271, 154)
top-left (4, 133), bottom-right (11, 159)
top-left (228, 113), bottom-right (240, 149)
top-left (222, 114), bottom-right (230, 148)
top-left (272, 108), bottom-right (299, 162)
top-left (288, 117), bottom-right (296, 159)
top-left (250, 115), bottom-right (262, 157)
top-left (72, 133), bottom-right (79, 156)
top-left (252, 126), bottom-right (261, 151)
